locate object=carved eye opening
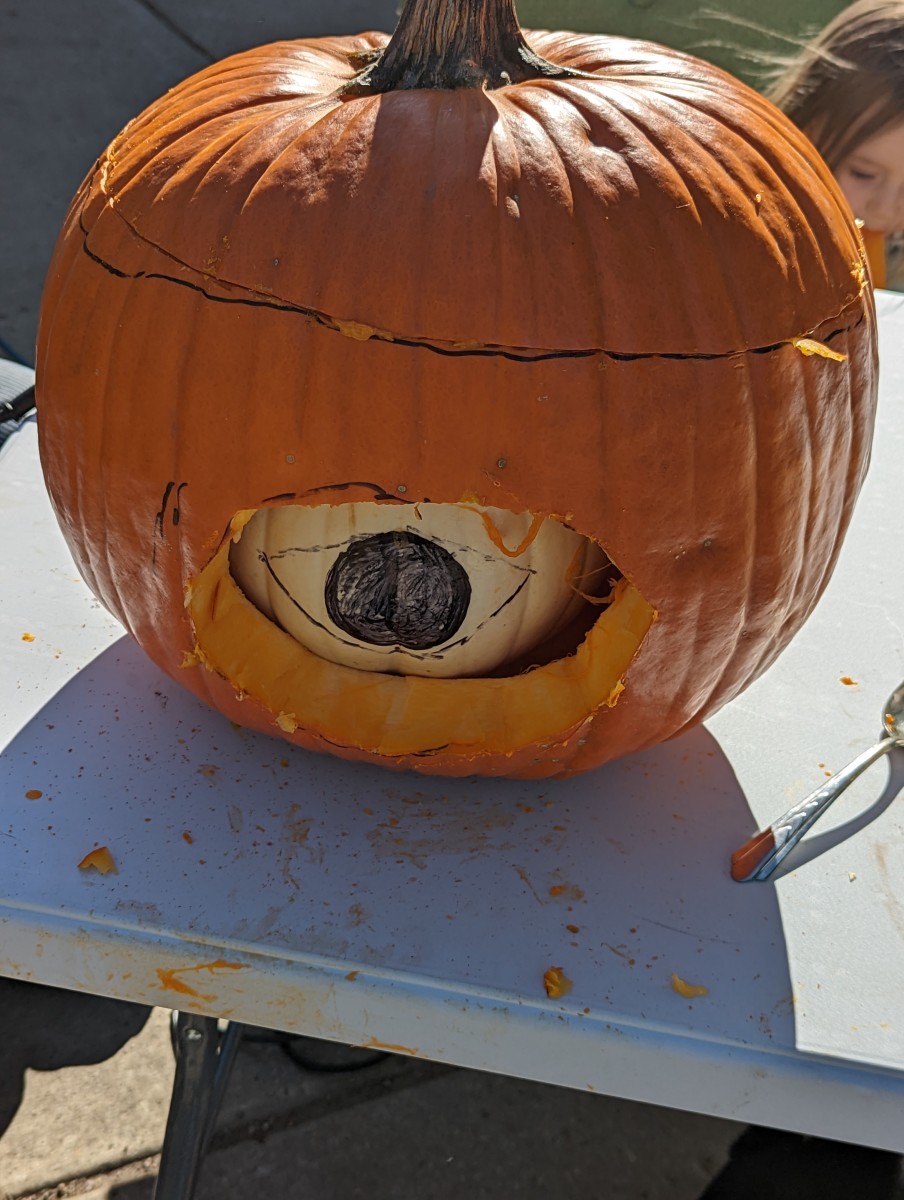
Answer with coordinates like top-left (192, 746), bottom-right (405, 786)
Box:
top-left (229, 500), bottom-right (618, 679)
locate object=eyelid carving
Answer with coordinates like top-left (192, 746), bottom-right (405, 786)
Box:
top-left (264, 524), bottom-right (524, 569)
top-left (258, 539), bottom-right (533, 662)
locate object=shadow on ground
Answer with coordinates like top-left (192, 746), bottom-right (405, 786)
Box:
top-left (0, 978), bottom-right (150, 1136)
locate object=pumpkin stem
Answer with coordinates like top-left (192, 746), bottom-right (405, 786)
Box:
top-left (352, 0), bottom-right (576, 92)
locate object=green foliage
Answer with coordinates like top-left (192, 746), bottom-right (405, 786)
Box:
top-left (516, 0), bottom-right (849, 87)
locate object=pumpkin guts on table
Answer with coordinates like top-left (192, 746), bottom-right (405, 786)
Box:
top-left (35, 0), bottom-right (877, 780)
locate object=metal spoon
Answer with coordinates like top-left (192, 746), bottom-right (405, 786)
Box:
top-left (731, 680), bottom-right (904, 882)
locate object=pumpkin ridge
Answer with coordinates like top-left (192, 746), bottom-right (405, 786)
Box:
top-left (77, 203), bottom-right (868, 363)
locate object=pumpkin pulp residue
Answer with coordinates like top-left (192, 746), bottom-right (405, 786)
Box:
top-left (156, 959), bottom-right (249, 1002)
top-left (671, 972), bottom-right (709, 999)
top-left (476, 508), bottom-right (545, 557)
top-left (77, 846), bottom-right (118, 875)
top-left (543, 966), bottom-right (573, 998)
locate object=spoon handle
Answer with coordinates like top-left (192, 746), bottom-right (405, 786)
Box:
top-left (731, 736), bottom-right (896, 882)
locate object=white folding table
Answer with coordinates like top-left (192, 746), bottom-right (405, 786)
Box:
top-left (2, 292), bottom-right (903, 1196)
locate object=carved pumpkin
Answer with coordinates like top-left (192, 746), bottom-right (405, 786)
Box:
top-left (36, 0), bottom-right (877, 779)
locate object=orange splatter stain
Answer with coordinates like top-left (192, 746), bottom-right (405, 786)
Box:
top-left (182, 831), bottom-right (194, 844)
top-left (543, 966), bottom-right (573, 998)
top-left (671, 972), bottom-right (709, 999)
top-left (345, 970), bottom-right (360, 982)
top-left (566, 924), bottom-right (580, 934)
top-left (362, 1036), bottom-right (418, 1055)
top-left (156, 959), bottom-right (249, 1001)
top-left (77, 846), bottom-right (117, 875)
top-left (840, 676), bottom-right (858, 686)
top-left (25, 789), bottom-right (43, 800)
top-left (21, 632), bottom-right (35, 642)
top-left (548, 883), bottom-right (584, 901)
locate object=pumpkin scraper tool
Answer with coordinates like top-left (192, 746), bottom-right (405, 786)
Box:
top-left (731, 679), bottom-right (904, 881)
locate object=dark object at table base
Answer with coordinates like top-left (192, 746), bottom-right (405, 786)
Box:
top-left (155, 1014), bottom-right (390, 1200)
top-left (281, 1033), bottom-right (389, 1072)
top-left (698, 1127), bottom-right (904, 1200)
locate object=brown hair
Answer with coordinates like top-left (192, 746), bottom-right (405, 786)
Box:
top-left (767, 1), bottom-right (904, 169)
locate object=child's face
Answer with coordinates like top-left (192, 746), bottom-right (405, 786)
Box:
top-left (834, 121), bottom-right (904, 235)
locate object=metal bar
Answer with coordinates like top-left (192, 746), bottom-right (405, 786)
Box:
top-left (152, 1013), bottom-right (243, 1200)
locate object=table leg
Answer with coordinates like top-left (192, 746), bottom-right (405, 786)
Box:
top-left (153, 1013), bottom-right (243, 1200)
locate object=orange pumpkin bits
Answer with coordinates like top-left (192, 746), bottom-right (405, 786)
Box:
top-left (670, 973), bottom-right (709, 999)
top-left (543, 966), bottom-right (573, 999)
top-left (77, 846), bottom-right (118, 875)
top-left (36, 0), bottom-right (877, 779)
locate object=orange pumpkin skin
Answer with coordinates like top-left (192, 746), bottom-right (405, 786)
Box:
top-left (36, 29), bottom-right (877, 779)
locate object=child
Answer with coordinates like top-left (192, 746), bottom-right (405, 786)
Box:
top-left (767, 1), bottom-right (904, 290)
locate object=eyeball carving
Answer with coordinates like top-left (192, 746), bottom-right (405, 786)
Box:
top-left (229, 501), bottom-right (610, 678)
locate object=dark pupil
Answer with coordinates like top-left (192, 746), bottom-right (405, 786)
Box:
top-left (325, 532), bottom-right (471, 650)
